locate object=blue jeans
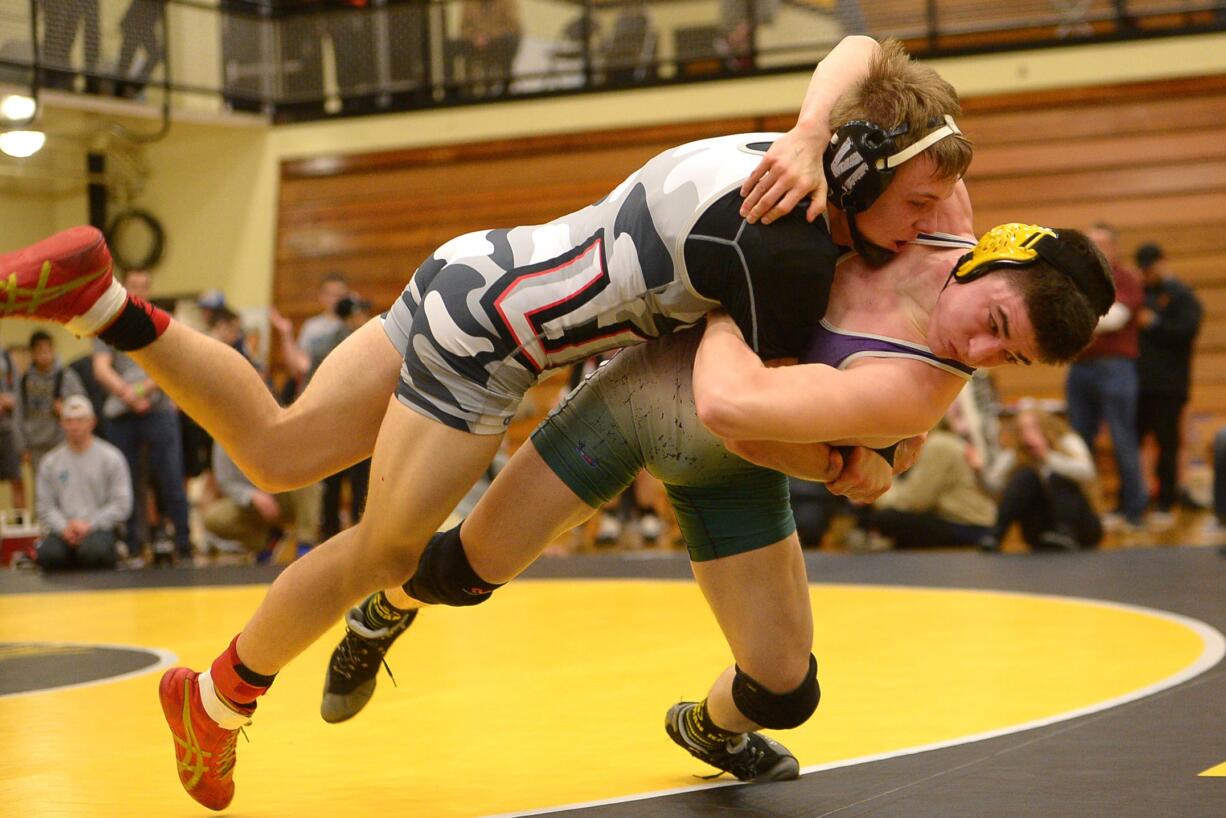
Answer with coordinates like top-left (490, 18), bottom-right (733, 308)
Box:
top-left (37, 529), bottom-right (117, 571)
top-left (1066, 356), bottom-right (1146, 523)
top-left (107, 408), bottom-right (191, 554)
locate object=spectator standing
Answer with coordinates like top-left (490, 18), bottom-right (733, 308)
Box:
top-left (325, 0), bottom-right (378, 113)
top-left (980, 406), bottom-right (1102, 552)
top-left (0, 344), bottom-right (26, 510)
top-left (21, 330), bottom-right (86, 479)
top-left (204, 440), bottom-right (321, 558)
top-left (40, 0), bottom-right (101, 92)
top-left (459, 0), bottom-right (521, 96)
top-left (1065, 222), bottom-right (1147, 530)
top-left (93, 270), bottom-right (192, 559)
top-left (34, 396), bottom-right (132, 571)
top-left (1135, 242), bottom-right (1203, 527)
top-left (114, 0), bottom-right (165, 99)
top-left (288, 272), bottom-right (349, 390)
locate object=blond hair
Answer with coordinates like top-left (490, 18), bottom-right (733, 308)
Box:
top-left (830, 38), bottom-right (973, 180)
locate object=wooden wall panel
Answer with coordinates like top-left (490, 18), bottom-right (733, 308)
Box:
top-left (275, 74), bottom-right (1226, 432)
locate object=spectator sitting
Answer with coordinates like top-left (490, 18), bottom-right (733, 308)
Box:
top-left (203, 439), bottom-right (321, 559)
top-left (1135, 242), bottom-right (1202, 528)
top-left (21, 330), bottom-right (87, 479)
top-left (850, 423), bottom-right (996, 550)
top-left (34, 396), bottom-right (133, 571)
top-left (980, 404), bottom-right (1102, 552)
top-left (600, 1), bottom-right (655, 86)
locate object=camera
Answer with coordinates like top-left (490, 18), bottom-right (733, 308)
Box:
top-left (335, 294), bottom-right (371, 319)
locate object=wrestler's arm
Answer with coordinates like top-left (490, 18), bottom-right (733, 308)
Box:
top-left (740, 35), bottom-right (880, 224)
top-left (695, 312), bottom-right (960, 444)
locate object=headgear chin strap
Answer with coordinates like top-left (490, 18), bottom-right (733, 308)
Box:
top-left (824, 114), bottom-right (963, 266)
top-left (952, 223), bottom-right (1115, 316)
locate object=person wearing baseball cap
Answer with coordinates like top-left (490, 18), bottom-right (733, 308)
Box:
top-left (34, 395), bottom-right (133, 571)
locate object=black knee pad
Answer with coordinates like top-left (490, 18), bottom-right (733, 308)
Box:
top-left (404, 525), bottom-right (502, 607)
top-left (731, 654), bottom-right (820, 730)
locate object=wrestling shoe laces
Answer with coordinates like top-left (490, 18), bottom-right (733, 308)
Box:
top-left (320, 605), bottom-right (417, 723)
top-left (664, 701), bottom-right (800, 783)
top-left (160, 667), bottom-right (253, 811)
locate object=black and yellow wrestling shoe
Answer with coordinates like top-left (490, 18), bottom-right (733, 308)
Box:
top-left (320, 598), bottom-right (417, 723)
top-left (665, 701), bottom-right (800, 782)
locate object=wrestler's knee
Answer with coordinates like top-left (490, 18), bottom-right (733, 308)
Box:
top-left (732, 654), bottom-right (820, 731)
top-left (403, 524), bottom-right (503, 606)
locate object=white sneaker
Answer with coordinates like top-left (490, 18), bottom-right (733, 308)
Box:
top-left (595, 512), bottom-right (621, 545)
top-left (638, 513), bottom-right (663, 544)
top-left (1103, 512), bottom-right (1144, 535)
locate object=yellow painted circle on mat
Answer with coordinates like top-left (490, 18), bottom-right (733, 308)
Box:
top-left (0, 580), bottom-right (1218, 818)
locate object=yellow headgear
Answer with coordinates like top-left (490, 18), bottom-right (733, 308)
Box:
top-left (953, 223), bottom-right (1058, 281)
top-left (952, 223), bottom-right (1114, 316)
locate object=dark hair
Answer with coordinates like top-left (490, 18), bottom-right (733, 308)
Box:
top-left (1002, 228), bottom-right (1114, 364)
top-left (206, 306), bottom-right (239, 329)
top-left (29, 330), bottom-right (53, 348)
top-left (321, 271), bottom-right (348, 288)
top-left (1135, 242), bottom-right (1164, 270)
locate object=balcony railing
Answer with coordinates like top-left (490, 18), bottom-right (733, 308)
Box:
top-left (1, 0), bottom-right (1223, 124)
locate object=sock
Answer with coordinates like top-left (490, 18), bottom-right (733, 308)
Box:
top-left (209, 635), bottom-right (276, 711)
top-left (97, 294), bottom-right (171, 351)
top-left (361, 590), bottom-right (414, 630)
top-left (684, 699), bottom-right (740, 750)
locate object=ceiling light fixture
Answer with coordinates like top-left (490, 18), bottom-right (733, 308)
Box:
top-left (0, 130), bottom-right (47, 158)
top-left (0, 94), bottom-right (37, 122)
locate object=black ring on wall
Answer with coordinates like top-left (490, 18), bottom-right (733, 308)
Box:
top-left (106, 208), bottom-right (165, 271)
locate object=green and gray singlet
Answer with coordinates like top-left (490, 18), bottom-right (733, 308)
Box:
top-left (532, 317), bottom-right (974, 561)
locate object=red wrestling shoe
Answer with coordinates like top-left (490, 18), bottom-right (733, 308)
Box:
top-left (159, 667), bottom-right (253, 811)
top-left (0, 226), bottom-right (126, 334)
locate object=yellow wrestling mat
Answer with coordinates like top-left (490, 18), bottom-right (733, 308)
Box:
top-left (0, 579), bottom-right (1220, 817)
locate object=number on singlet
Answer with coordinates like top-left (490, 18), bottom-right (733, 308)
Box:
top-left (490, 230), bottom-right (647, 372)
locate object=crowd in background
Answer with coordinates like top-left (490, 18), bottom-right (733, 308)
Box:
top-left (0, 268), bottom-right (374, 571)
top-left (3, 221), bottom-right (1224, 572)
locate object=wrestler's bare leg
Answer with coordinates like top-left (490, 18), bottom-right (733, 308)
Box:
top-left (236, 399), bottom-right (504, 673)
top-left (129, 317), bottom-right (400, 491)
top-left (381, 440), bottom-right (597, 610)
top-left (690, 535), bottom-right (814, 732)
